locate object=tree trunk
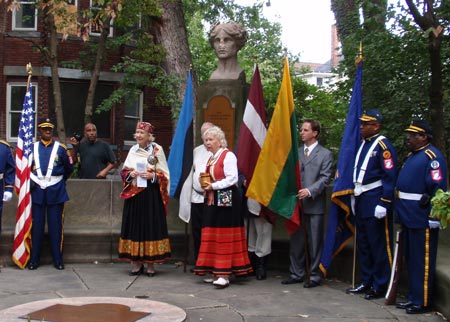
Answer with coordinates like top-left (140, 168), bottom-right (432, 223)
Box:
top-left (156, 0), bottom-right (195, 100)
top-left (45, 11), bottom-right (66, 141)
top-left (404, 0), bottom-right (445, 154)
top-left (84, 16), bottom-right (112, 124)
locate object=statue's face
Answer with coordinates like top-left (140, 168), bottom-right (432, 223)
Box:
top-left (212, 29), bottom-right (238, 59)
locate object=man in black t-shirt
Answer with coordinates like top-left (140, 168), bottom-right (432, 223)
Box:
top-left (69, 123), bottom-right (116, 179)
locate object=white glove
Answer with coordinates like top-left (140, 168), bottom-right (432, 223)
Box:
top-left (429, 220), bottom-right (441, 229)
top-left (3, 191), bottom-right (12, 202)
top-left (374, 205), bottom-right (387, 219)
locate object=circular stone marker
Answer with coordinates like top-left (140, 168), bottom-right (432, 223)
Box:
top-left (0, 297), bottom-right (186, 322)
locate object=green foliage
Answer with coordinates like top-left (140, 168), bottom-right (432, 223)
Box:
top-left (333, 0), bottom-right (449, 162)
top-left (431, 189), bottom-right (450, 229)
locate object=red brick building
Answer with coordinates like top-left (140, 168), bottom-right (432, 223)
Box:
top-left (0, 0), bottom-right (173, 162)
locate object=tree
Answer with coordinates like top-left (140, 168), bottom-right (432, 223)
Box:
top-left (403, 0), bottom-right (448, 154)
top-left (330, 0), bottom-right (449, 163)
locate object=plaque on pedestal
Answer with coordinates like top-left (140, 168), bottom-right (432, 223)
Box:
top-left (196, 80), bottom-right (248, 151)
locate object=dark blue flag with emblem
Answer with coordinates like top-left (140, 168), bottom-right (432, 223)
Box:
top-left (319, 60), bottom-right (363, 277)
top-left (168, 70), bottom-right (194, 199)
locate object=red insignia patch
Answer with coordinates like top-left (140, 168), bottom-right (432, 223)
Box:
top-left (384, 158), bottom-right (394, 170)
top-left (431, 169), bottom-right (442, 181)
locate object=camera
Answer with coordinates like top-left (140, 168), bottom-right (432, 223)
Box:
top-left (73, 133), bottom-right (82, 142)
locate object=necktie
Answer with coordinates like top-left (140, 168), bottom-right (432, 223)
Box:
top-left (305, 148), bottom-right (309, 158)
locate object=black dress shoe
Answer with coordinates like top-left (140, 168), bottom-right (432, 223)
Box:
top-left (406, 305), bottom-right (431, 314)
top-left (346, 283), bottom-right (370, 294)
top-left (396, 301), bottom-right (414, 309)
top-left (54, 263), bottom-right (65, 270)
top-left (303, 280), bottom-right (320, 288)
top-left (129, 265), bottom-right (143, 276)
top-left (281, 277), bottom-right (304, 285)
top-left (364, 289), bottom-right (385, 300)
top-left (28, 263), bottom-right (39, 270)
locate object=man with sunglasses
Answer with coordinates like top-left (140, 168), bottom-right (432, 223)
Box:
top-left (28, 119), bottom-right (74, 271)
top-left (346, 110), bottom-right (397, 300)
top-left (394, 120), bottom-right (447, 314)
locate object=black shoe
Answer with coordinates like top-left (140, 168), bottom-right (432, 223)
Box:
top-left (303, 280), bottom-right (321, 288)
top-left (28, 263), bottom-right (39, 270)
top-left (406, 305), bottom-right (431, 314)
top-left (54, 263), bottom-right (65, 270)
top-left (129, 265), bottom-right (143, 276)
top-left (396, 301), bottom-right (414, 309)
top-left (346, 283), bottom-right (370, 294)
top-left (146, 270), bottom-right (156, 277)
top-left (364, 289), bottom-right (385, 300)
top-left (281, 277), bottom-right (304, 285)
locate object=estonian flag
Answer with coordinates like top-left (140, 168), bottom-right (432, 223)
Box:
top-left (168, 70), bottom-right (194, 199)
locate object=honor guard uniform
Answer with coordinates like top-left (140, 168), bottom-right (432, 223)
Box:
top-left (0, 139), bottom-right (15, 231)
top-left (347, 109), bottom-right (397, 300)
top-left (395, 120), bottom-right (447, 314)
top-left (28, 119), bottom-right (74, 270)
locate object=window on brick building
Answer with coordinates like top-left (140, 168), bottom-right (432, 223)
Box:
top-left (6, 83), bottom-right (37, 141)
top-left (124, 93), bottom-right (143, 145)
top-left (48, 81), bottom-right (113, 140)
top-left (89, 0), bottom-right (114, 37)
top-left (12, 0), bottom-right (37, 31)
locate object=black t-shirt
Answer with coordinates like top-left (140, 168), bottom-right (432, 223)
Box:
top-left (78, 140), bottom-right (116, 179)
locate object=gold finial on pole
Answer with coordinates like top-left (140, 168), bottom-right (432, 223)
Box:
top-left (283, 47), bottom-right (288, 58)
top-left (26, 63), bottom-right (33, 88)
top-left (355, 42), bottom-right (363, 65)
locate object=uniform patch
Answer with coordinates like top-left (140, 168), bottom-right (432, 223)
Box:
top-left (383, 151), bottom-right (391, 159)
top-left (384, 158), bottom-right (394, 170)
top-left (430, 160), bottom-right (440, 169)
top-left (431, 169), bottom-right (442, 181)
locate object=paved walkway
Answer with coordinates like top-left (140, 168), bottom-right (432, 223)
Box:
top-left (0, 262), bottom-right (446, 322)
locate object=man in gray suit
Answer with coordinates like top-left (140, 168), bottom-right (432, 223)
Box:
top-left (282, 119), bottom-right (334, 288)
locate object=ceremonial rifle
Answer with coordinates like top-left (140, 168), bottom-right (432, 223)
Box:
top-left (385, 228), bottom-right (403, 305)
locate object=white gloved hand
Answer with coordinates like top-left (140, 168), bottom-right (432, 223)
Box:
top-left (374, 205), bottom-right (387, 219)
top-left (3, 191), bottom-right (12, 202)
top-left (429, 220), bottom-right (441, 229)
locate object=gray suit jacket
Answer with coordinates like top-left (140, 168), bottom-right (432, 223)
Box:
top-left (298, 144), bottom-right (334, 214)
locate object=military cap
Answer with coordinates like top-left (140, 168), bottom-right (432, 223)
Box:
top-left (404, 119), bottom-right (432, 137)
top-left (360, 109), bottom-right (382, 123)
top-left (37, 118), bottom-right (55, 128)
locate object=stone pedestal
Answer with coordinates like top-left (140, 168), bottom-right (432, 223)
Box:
top-left (196, 79), bottom-right (248, 150)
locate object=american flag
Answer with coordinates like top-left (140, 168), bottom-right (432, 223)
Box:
top-left (12, 82), bottom-right (34, 269)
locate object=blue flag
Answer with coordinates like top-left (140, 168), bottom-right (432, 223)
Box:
top-left (168, 71), bottom-right (194, 199)
top-left (319, 60), bottom-right (363, 277)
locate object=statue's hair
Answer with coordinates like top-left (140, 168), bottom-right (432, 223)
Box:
top-left (208, 22), bottom-right (248, 50)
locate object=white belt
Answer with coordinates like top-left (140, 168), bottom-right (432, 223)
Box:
top-left (354, 180), bottom-right (382, 196)
top-left (0, 173), bottom-right (3, 179)
top-left (30, 173), bottom-right (63, 190)
top-left (397, 191), bottom-right (422, 201)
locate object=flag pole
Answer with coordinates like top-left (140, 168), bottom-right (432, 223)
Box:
top-left (183, 65), bottom-right (193, 274)
top-left (351, 42), bottom-right (363, 288)
top-left (26, 63), bottom-right (32, 88)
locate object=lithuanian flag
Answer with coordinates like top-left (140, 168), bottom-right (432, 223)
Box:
top-left (246, 57), bottom-right (301, 233)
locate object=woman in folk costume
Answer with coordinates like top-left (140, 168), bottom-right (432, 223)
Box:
top-left (194, 126), bottom-right (253, 288)
top-left (118, 121), bottom-right (171, 276)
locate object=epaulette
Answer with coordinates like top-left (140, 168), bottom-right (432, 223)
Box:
top-left (377, 139), bottom-right (388, 150)
top-left (0, 139), bottom-right (11, 147)
top-left (424, 149), bottom-right (437, 160)
top-left (59, 143), bottom-right (68, 150)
